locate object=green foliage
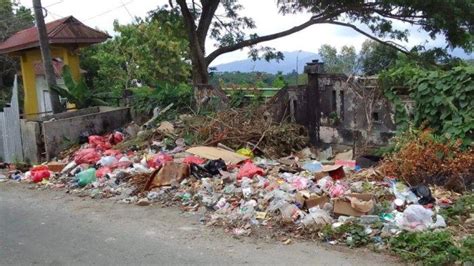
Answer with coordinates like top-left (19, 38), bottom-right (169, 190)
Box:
top-left (321, 222), bottom-right (369, 248)
top-left (0, 0), bottom-right (34, 106)
top-left (381, 62), bottom-right (474, 145)
top-left (359, 40), bottom-right (399, 75)
top-left (80, 7), bottom-right (190, 99)
top-left (272, 72), bottom-right (287, 88)
top-left (229, 89), bottom-right (246, 108)
top-left (318, 44), bottom-right (358, 74)
top-left (130, 83), bottom-right (193, 115)
top-left (389, 231), bottom-right (472, 265)
top-left (279, 0), bottom-right (473, 52)
top-left (52, 66), bottom-right (108, 109)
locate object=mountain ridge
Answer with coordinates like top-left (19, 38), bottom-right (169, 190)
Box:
top-left (212, 51), bottom-right (320, 74)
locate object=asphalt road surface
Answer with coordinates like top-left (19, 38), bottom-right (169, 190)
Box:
top-left (0, 182), bottom-right (400, 265)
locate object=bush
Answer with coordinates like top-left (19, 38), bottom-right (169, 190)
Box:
top-left (381, 128), bottom-right (474, 192)
top-left (130, 83), bottom-right (193, 116)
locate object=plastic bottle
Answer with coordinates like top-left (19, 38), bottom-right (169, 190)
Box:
top-left (76, 168), bottom-right (97, 187)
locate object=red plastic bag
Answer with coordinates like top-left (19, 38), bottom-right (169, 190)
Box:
top-left (96, 167), bottom-right (112, 178)
top-left (110, 131), bottom-right (124, 145)
top-left (183, 156), bottom-right (206, 165)
top-left (237, 162), bottom-right (264, 180)
top-left (147, 153), bottom-right (173, 169)
top-left (88, 135), bottom-right (111, 150)
top-left (30, 165), bottom-right (51, 183)
top-left (74, 148), bottom-right (101, 164)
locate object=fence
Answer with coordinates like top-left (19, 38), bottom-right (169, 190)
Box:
top-left (0, 76), bottom-right (23, 162)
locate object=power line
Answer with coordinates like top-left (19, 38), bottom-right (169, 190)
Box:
top-left (84, 0), bottom-right (136, 22)
top-left (120, 0), bottom-right (134, 20)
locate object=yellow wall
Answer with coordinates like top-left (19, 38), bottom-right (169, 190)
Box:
top-left (19, 46), bottom-right (81, 118)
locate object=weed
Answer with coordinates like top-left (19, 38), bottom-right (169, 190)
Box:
top-left (389, 231), bottom-right (472, 265)
top-left (440, 193), bottom-right (474, 224)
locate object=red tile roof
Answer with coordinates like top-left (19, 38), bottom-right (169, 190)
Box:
top-left (0, 16), bottom-right (110, 54)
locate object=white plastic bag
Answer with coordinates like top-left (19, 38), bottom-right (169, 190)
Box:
top-left (395, 205), bottom-right (433, 231)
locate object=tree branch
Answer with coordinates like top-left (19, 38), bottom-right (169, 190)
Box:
top-left (205, 17), bottom-right (326, 66)
top-left (326, 21), bottom-right (410, 55)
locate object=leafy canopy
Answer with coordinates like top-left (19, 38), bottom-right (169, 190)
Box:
top-left (80, 7), bottom-right (190, 97)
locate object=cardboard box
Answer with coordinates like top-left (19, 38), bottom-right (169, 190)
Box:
top-left (296, 191), bottom-right (330, 209)
top-left (305, 195), bottom-right (330, 209)
top-left (333, 193), bottom-right (374, 217)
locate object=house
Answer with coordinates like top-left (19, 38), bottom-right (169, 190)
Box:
top-left (0, 16), bottom-right (109, 118)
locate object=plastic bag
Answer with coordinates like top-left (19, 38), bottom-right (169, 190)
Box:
top-left (237, 162), bottom-right (264, 180)
top-left (146, 153), bottom-right (173, 169)
top-left (203, 159), bottom-right (227, 175)
top-left (88, 135), bottom-right (111, 150)
top-left (183, 156), bottom-right (206, 165)
top-left (291, 176), bottom-right (309, 190)
top-left (302, 161), bottom-right (323, 173)
top-left (279, 203), bottom-right (301, 222)
top-left (96, 167), bottom-right (112, 178)
top-left (76, 168), bottom-right (97, 187)
top-left (109, 131), bottom-right (124, 145)
top-left (30, 165), bottom-right (50, 183)
top-left (301, 207), bottom-right (333, 227)
top-left (395, 204), bottom-right (434, 231)
top-left (236, 148), bottom-right (254, 158)
top-left (74, 148), bottom-right (101, 164)
top-left (98, 156), bottom-right (118, 167)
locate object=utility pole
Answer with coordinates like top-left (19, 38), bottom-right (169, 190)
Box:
top-left (32, 0), bottom-right (63, 114)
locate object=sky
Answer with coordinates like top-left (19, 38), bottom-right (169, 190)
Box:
top-left (17, 0), bottom-right (473, 66)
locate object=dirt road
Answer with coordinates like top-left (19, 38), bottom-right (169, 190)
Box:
top-left (0, 182), bottom-right (400, 265)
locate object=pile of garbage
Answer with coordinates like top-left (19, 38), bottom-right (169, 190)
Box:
top-left (2, 117), bottom-right (472, 249)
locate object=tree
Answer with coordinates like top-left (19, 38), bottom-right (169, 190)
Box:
top-left (80, 8), bottom-right (190, 98)
top-left (272, 71), bottom-right (286, 88)
top-left (319, 44), bottom-right (358, 74)
top-left (169, 0), bottom-right (473, 95)
top-left (0, 0), bottom-right (34, 89)
top-left (358, 40), bottom-right (399, 75)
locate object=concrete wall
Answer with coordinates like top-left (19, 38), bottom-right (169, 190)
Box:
top-left (42, 107), bottom-right (131, 160)
top-left (20, 120), bottom-right (41, 164)
top-left (267, 73), bottom-right (398, 149)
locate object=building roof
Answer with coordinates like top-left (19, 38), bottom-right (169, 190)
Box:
top-left (0, 16), bottom-right (110, 54)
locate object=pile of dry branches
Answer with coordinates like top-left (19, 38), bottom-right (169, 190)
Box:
top-left (180, 107), bottom-right (309, 158)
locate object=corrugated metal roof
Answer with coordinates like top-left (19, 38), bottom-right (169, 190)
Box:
top-left (0, 16), bottom-right (110, 54)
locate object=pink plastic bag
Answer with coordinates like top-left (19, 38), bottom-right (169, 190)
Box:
top-left (237, 162), bottom-right (265, 180)
top-left (147, 153), bottom-right (173, 169)
top-left (74, 148), bottom-right (101, 164)
top-left (30, 165), bottom-right (50, 183)
top-left (183, 156), bottom-right (206, 165)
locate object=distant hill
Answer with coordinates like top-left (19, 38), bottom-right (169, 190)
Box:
top-left (212, 51), bottom-right (320, 74)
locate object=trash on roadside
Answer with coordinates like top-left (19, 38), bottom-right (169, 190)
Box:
top-left (186, 146), bottom-right (248, 164)
top-left (333, 194), bottom-right (374, 217)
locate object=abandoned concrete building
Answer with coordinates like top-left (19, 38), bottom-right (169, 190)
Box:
top-left (269, 60), bottom-right (413, 152)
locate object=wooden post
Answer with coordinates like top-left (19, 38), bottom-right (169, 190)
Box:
top-left (32, 0), bottom-right (63, 114)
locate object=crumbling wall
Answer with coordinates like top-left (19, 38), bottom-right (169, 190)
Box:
top-left (268, 74), bottom-right (397, 149)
